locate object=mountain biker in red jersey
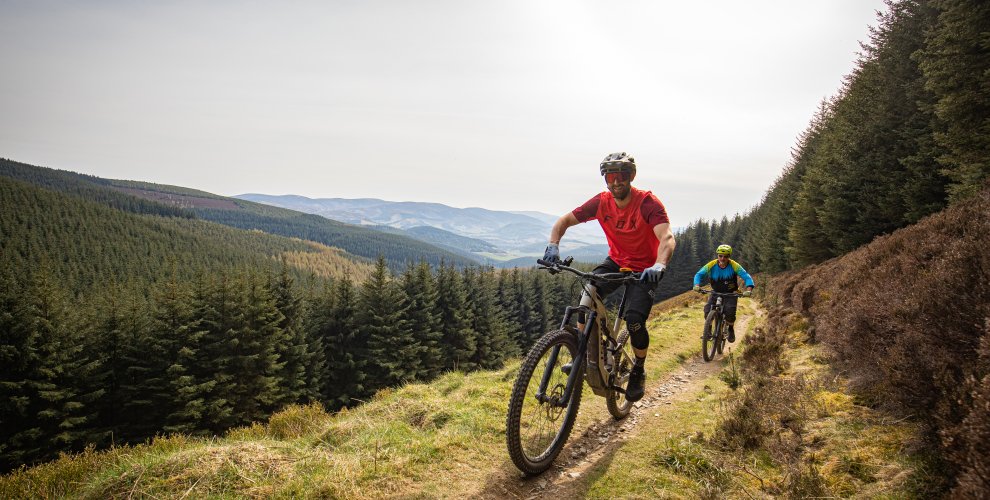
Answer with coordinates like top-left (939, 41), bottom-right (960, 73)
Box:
top-left (542, 152), bottom-right (676, 402)
top-left (692, 244), bottom-right (755, 343)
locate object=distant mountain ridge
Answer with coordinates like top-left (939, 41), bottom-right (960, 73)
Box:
top-left (234, 193), bottom-right (608, 260)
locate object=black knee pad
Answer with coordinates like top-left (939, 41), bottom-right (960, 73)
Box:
top-left (626, 312), bottom-right (650, 350)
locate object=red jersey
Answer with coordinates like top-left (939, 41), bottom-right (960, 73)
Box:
top-left (572, 187), bottom-right (669, 271)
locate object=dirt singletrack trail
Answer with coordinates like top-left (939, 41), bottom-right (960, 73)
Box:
top-left (480, 305), bottom-right (762, 500)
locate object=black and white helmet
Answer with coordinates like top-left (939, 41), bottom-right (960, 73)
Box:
top-left (599, 152), bottom-right (636, 175)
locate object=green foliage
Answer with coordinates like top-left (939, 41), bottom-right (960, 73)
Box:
top-left (464, 267), bottom-right (518, 370)
top-left (918, 0), bottom-right (990, 201)
top-left (0, 175), bottom-right (355, 295)
top-left (308, 277), bottom-right (368, 410)
top-left (0, 158), bottom-right (194, 219)
top-left (360, 257), bottom-right (421, 391)
top-left (401, 261), bottom-right (445, 380)
top-left (0, 267), bottom-right (94, 470)
top-left (724, 0), bottom-right (988, 274)
top-left (435, 264), bottom-right (478, 371)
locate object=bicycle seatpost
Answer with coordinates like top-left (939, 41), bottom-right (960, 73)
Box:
top-left (577, 284), bottom-right (597, 328)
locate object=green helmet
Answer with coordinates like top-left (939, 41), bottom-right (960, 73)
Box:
top-left (716, 244), bottom-right (732, 256)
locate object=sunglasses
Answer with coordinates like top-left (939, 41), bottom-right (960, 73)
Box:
top-left (604, 171), bottom-right (631, 184)
top-left (717, 253), bottom-right (730, 258)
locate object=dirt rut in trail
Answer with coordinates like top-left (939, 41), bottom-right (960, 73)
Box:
top-left (481, 308), bottom-right (760, 500)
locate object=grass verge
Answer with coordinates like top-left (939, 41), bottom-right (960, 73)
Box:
top-left (0, 291), bottom-right (710, 499)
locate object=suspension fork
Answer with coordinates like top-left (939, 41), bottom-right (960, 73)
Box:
top-left (613, 282), bottom-right (630, 338)
top-left (535, 305), bottom-right (597, 407)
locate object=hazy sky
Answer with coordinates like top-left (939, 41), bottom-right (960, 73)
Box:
top-left (1, 0), bottom-right (886, 224)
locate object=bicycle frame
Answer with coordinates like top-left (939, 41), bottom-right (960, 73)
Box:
top-left (535, 260), bottom-right (636, 405)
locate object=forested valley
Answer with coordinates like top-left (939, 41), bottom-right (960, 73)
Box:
top-left (0, 165), bottom-right (583, 472)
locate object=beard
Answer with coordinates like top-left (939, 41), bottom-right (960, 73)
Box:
top-left (609, 183), bottom-right (631, 200)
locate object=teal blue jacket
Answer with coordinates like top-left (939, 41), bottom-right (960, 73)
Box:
top-left (694, 259), bottom-right (755, 293)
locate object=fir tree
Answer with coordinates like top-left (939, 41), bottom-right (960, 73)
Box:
top-left (464, 267), bottom-right (517, 369)
top-left (400, 261), bottom-right (444, 380)
top-left (229, 274), bottom-right (284, 426)
top-left (84, 285), bottom-right (152, 445)
top-left (182, 275), bottom-right (235, 434)
top-left (360, 257), bottom-right (420, 392)
top-left (268, 266), bottom-right (313, 407)
top-left (919, 0), bottom-right (990, 201)
top-left (435, 264), bottom-right (477, 371)
top-left (309, 277), bottom-right (367, 409)
top-left (0, 267), bottom-right (94, 470)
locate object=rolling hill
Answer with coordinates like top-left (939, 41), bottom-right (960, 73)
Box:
top-left (0, 171), bottom-right (375, 292)
top-left (0, 159), bottom-right (476, 270)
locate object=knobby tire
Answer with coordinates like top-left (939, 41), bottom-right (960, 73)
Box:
top-left (506, 328), bottom-right (583, 475)
top-left (716, 315), bottom-right (727, 354)
top-left (703, 310), bottom-right (719, 362)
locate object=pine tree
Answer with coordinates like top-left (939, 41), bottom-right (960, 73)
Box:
top-left (400, 261), bottom-right (444, 380)
top-left (919, 0), bottom-right (990, 201)
top-left (309, 277), bottom-right (366, 409)
top-left (141, 277), bottom-right (194, 437)
top-left (528, 271), bottom-right (552, 335)
top-left (464, 267), bottom-right (518, 369)
top-left (0, 267), bottom-right (94, 470)
top-left (183, 275), bottom-right (235, 434)
top-left (84, 285), bottom-right (152, 445)
top-left (497, 269), bottom-right (528, 352)
top-left (360, 257), bottom-right (420, 392)
top-left (0, 270), bottom-right (40, 471)
top-left (268, 266), bottom-right (313, 407)
top-left (229, 273), bottom-right (284, 426)
top-left (160, 278), bottom-right (216, 436)
top-left (788, 165), bottom-right (836, 266)
top-left (435, 263), bottom-right (477, 371)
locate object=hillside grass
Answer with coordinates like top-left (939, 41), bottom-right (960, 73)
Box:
top-left (0, 292), bottom-right (711, 499)
top-left (0, 292), bottom-right (933, 498)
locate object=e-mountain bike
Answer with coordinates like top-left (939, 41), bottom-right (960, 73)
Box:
top-left (697, 289), bottom-right (744, 362)
top-left (506, 257), bottom-right (641, 475)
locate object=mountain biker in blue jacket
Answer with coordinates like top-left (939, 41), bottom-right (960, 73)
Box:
top-left (692, 244), bottom-right (754, 343)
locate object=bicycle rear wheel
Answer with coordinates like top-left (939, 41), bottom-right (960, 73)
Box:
top-left (506, 328), bottom-right (583, 474)
top-left (702, 310), bottom-right (719, 362)
top-left (605, 329), bottom-right (634, 419)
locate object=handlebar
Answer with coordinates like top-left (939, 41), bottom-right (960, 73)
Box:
top-left (696, 288), bottom-right (746, 297)
top-left (537, 258), bottom-right (642, 283)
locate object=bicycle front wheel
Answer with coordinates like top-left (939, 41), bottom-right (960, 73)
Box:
top-left (716, 316), bottom-right (727, 354)
top-left (606, 329), bottom-right (635, 419)
top-left (702, 310), bottom-right (719, 362)
top-left (506, 328), bottom-right (583, 475)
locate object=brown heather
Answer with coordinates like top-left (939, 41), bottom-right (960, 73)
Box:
top-left (760, 186), bottom-right (990, 496)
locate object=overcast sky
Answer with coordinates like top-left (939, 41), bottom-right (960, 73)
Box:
top-left (1, 0), bottom-right (886, 224)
